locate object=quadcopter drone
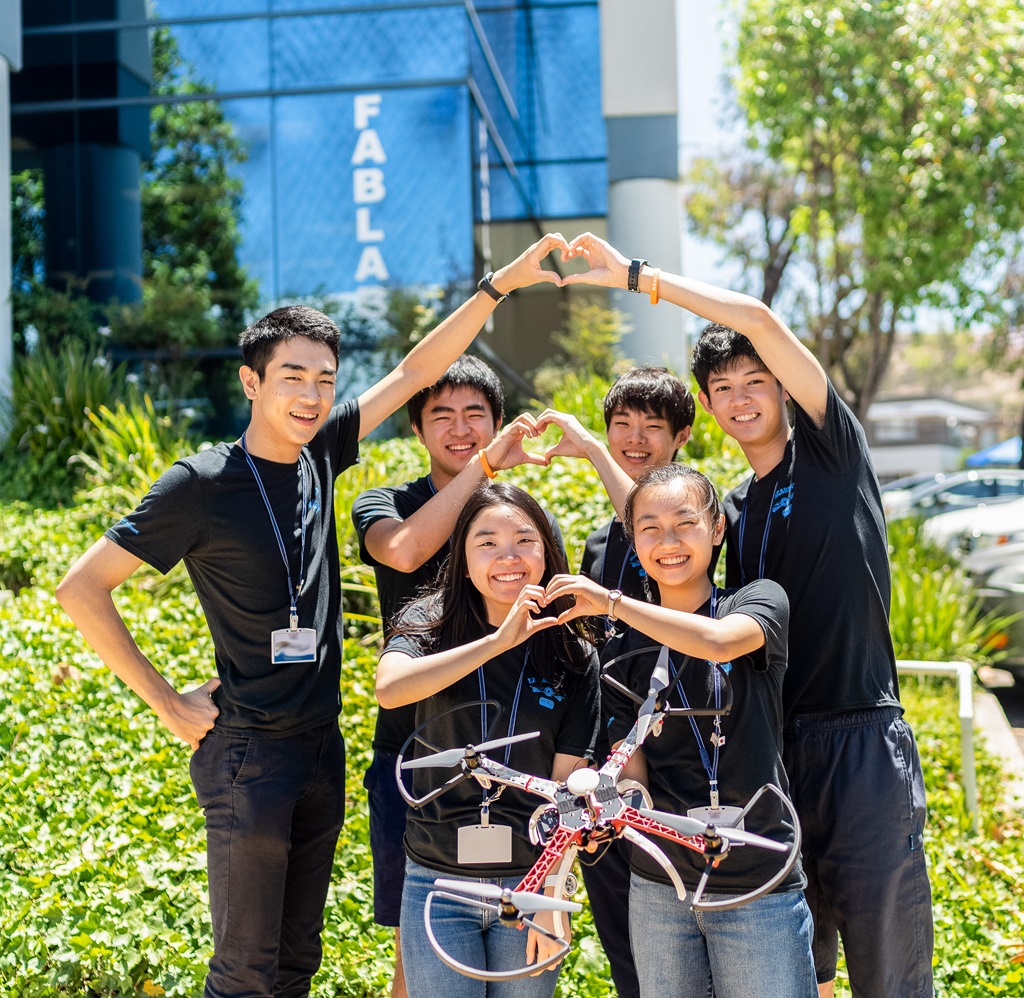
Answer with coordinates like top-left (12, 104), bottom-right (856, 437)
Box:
top-left (396, 644), bottom-right (802, 981)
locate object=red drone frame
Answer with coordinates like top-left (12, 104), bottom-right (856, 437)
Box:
top-left (396, 645), bottom-right (802, 981)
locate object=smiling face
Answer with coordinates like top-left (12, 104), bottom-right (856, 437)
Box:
top-left (698, 359), bottom-right (790, 459)
top-left (630, 478), bottom-right (724, 606)
top-left (413, 385), bottom-right (498, 486)
top-left (464, 503), bottom-right (546, 624)
top-left (606, 406), bottom-right (691, 481)
top-left (239, 335), bottom-right (338, 462)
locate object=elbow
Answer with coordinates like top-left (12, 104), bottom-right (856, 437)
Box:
top-left (55, 573), bottom-right (77, 613)
top-left (375, 672), bottom-right (408, 710)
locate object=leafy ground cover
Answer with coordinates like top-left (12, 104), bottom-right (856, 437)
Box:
top-left (2, 418), bottom-right (1023, 996)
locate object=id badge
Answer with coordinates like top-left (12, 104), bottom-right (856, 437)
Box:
top-left (457, 823), bottom-right (513, 864)
top-left (686, 804), bottom-right (745, 830)
top-left (270, 627), bottom-right (318, 664)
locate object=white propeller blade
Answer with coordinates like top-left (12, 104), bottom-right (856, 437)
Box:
top-left (433, 878), bottom-right (583, 914)
top-left (638, 807), bottom-right (788, 853)
top-left (402, 731), bottom-right (540, 770)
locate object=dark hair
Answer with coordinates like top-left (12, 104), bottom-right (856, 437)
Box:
top-left (622, 463), bottom-right (722, 546)
top-left (689, 323), bottom-right (766, 396)
top-left (394, 482), bottom-right (594, 678)
top-left (239, 305), bottom-right (341, 378)
top-left (407, 355), bottom-right (505, 430)
top-left (604, 365), bottom-right (695, 438)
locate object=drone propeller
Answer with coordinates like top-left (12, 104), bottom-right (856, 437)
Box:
top-left (633, 645), bottom-right (671, 744)
top-left (637, 807), bottom-right (788, 853)
top-left (433, 878), bottom-right (583, 915)
top-left (402, 731), bottom-right (541, 770)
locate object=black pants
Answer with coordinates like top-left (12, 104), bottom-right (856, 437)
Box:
top-left (190, 722), bottom-right (346, 998)
top-left (580, 838), bottom-right (640, 998)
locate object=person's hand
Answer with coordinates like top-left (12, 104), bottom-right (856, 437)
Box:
top-left (486, 413), bottom-right (549, 472)
top-left (160, 677), bottom-right (221, 750)
top-left (534, 409), bottom-right (600, 464)
top-left (543, 574), bottom-right (611, 624)
top-left (491, 233), bottom-right (570, 294)
top-left (493, 585), bottom-right (559, 652)
top-left (560, 232), bottom-right (631, 289)
top-left (526, 910), bottom-right (570, 974)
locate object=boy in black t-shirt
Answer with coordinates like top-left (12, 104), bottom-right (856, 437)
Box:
top-left (351, 356), bottom-right (547, 998)
top-left (560, 232), bottom-right (933, 998)
top-left (56, 233), bottom-right (571, 998)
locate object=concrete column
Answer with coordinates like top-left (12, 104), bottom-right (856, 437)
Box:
top-left (600, 0), bottom-right (686, 373)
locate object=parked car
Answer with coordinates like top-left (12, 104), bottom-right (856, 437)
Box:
top-left (882, 469), bottom-right (1024, 520)
top-left (922, 497), bottom-right (1024, 556)
top-left (963, 542), bottom-right (1024, 679)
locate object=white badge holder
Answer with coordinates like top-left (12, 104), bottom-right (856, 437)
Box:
top-left (271, 627), bottom-right (318, 664)
top-left (458, 803), bottom-right (513, 864)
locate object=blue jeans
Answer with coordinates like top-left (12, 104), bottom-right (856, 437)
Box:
top-left (400, 858), bottom-right (563, 998)
top-left (189, 723), bottom-right (345, 998)
top-left (629, 874), bottom-right (818, 998)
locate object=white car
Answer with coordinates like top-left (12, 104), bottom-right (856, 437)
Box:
top-left (883, 469), bottom-right (1024, 520)
top-left (922, 497), bottom-right (1024, 555)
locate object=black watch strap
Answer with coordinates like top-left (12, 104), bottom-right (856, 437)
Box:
top-left (477, 272), bottom-right (509, 304)
top-left (627, 259), bottom-right (648, 293)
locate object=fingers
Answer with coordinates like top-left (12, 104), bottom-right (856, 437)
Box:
top-left (200, 676), bottom-right (221, 695)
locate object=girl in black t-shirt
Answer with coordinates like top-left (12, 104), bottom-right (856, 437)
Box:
top-left (376, 482), bottom-right (600, 998)
top-left (543, 464), bottom-right (817, 998)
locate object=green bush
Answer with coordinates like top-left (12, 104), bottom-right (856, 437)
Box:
top-left (1, 343), bottom-right (133, 503)
top-left (3, 372), bottom-right (1024, 996)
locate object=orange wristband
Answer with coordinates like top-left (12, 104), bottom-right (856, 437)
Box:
top-left (649, 268), bottom-right (661, 305)
top-left (479, 450), bottom-right (497, 479)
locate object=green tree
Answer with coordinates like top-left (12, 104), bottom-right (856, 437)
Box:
top-left (140, 25), bottom-right (258, 337)
top-left (724, 0), bottom-right (1024, 419)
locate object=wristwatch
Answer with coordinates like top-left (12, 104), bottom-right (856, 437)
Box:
top-left (477, 271), bottom-right (509, 304)
top-left (607, 589), bottom-right (624, 621)
top-left (627, 258), bottom-right (648, 293)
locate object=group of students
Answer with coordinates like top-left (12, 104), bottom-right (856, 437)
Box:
top-left (57, 231), bottom-right (934, 998)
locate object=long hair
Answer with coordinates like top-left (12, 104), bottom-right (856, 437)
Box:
top-left (394, 482), bottom-right (594, 678)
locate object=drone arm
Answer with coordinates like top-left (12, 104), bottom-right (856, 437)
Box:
top-left (467, 757), bottom-right (561, 802)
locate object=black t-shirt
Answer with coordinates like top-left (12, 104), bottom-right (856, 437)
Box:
top-left (385, 605), bottom-right (601, 877)
top-left (353, 477), bottom-right (567, 752)
top-left (723, 383), bottom-right (901, 717)
top-left (105, 401), bottom-right (360, 736)
top-left (579, 517), bottom-right (650, 602)
top-left (604, 581), bottom-right (804, 894)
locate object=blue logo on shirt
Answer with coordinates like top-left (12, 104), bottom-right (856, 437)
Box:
top-left (309, 484), bottom-right (321, 513)
top-left (527, 676), bottom-right (564, 710)
top-left (773, 484), bottom-right (794, 518)
top-left (116, 516), bottom-right (140, 535)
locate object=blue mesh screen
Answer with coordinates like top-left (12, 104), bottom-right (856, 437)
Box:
top-left (169, 19), bottom-right (271, 93)
top-left (271, 9), bottom-right (466, 89)
top-left (271, 86), bottom-right (472, 295)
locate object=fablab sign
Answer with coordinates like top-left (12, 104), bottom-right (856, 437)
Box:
top-left (273, 86), bottom-right (473, 295)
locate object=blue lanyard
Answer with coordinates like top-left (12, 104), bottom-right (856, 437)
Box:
top-left (599, 518), bottom-right (640, 594)
top-left (737, 482), bottom-right (781, 586)
top-left (241, 434), bottom-right (308, 629)
top-left (477, 643), bottom-right (530, 769)
top-left (666, 588), bottom-right (725, 806)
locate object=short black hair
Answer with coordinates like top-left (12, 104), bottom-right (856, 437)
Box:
top-left (603, 366), bottom-right (695, 436)
top-left (690, 323), bottom-right (765, 396)
top-left (239, 305), bottom-right (341, 378)
top-left (407, 355), bottom-right (505, 430)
